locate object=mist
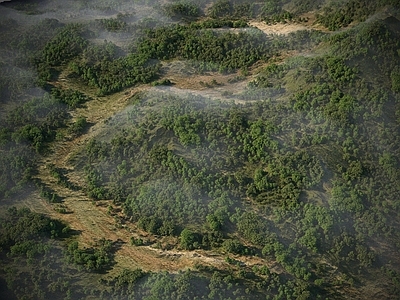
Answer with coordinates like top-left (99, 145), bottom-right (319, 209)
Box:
top-left (1, 0), bottom-right (400, 299)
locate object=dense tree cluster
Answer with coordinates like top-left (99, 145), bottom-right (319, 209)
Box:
top-left (0, 207), bottom-right (114, 299)
top-left (70, 53), bottom-right (160, 95)
top-left (137, 24), bottom-right (269, 72)
top-left (207, 0), bottom-right (233, 18)
top-left (51, 87), bottom-right (90, 109)
top-left (0, 207), bottom-right (69, 250)
top-left (3, 93), bottom-right (71, 152)
top-left (64, 239), bottom-right (114, 272)
top-left (317, 0), bottom-right (399, 30)
top-left (0, 145), bottom-right (35, 199)
top-left (95, 18), bottom-right (127, 32)
top-left (163, 1), bottom-right (201, 19)
top-left (34, 24), bottom-right (88, 85)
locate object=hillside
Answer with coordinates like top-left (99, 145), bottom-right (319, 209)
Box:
top-left (0, 0), bottom-right (400, 299)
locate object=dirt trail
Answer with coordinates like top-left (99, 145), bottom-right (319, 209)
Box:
top-left (249, 12), bottom-right (330, 36)
top-left (22, 72), bottom-right (276, 275)
top-left (250, 21), bottom-right (311, 35)
top-left (28, 83), bottom-right (193, 272)
top-left (18, 22), bottom-right (323, 271)
top-left (25, 75), bottom-right (189, 271)
top-left (29, 84), bottom-right (182, 272)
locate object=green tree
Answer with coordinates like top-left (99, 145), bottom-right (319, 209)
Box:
top-left (391, 70), bottom-right (400, 93)
top-left (180, 228), bottom-right (197, 250)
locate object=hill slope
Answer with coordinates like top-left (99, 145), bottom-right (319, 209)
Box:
top-left (1, 0), bottom-right (400, 299)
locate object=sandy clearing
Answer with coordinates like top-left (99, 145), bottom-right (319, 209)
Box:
top-left (249, 21), bottom-right (311, 35)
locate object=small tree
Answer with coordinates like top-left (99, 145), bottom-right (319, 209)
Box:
top-left (180, 228), bottom-right (196, 250)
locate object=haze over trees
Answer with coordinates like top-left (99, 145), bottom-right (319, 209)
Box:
top-left (0, 0), bottom-right (400, 299)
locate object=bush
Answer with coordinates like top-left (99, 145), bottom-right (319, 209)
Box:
top-left (180, 228), bottom-right (198, 250)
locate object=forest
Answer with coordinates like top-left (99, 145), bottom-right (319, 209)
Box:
top-left (0, 0), bottom-right (400, 299)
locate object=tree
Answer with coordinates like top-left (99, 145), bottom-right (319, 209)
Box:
top-left (207, 0), bottom-right (232, 18)
top-left (180, 228), bottom-right (197, 250)
top-left (391, 70), bottom-right (400, 93)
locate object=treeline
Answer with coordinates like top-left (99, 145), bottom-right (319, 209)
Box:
top-left (136, 23), bottom-right (269, 73)
top-left (47, 16), bottom-right (307, 95)
top-left (137, 19), bottom-right (320, 71)
top-left (95, 18), bottom-right (127, 32)
top-left (25, 20), bottom-right (160, 95)
top-left (317, 0), bottom-right (399, 30)
top-left (205, 0), bottom-right (293, 23)
top-left (136, 19), bottom-right (325, 73)
top-left (162, 1), bottom-right (202, 20)
top-left (69, 53), bottom-right (160, 95)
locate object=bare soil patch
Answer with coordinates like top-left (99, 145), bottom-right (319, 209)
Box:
top-left (249, 21), bottom-right (311, 35)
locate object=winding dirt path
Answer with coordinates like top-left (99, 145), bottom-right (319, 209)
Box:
top-left (249, 21), bottom-right (312, 35)
top-left (20, 72), bottom-right (277, 275)
top-left (18, 16), bottom-right (330, 272)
